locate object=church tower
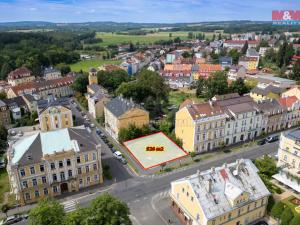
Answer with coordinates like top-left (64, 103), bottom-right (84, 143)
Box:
top-left (88, 68), bottom-right (98, 85)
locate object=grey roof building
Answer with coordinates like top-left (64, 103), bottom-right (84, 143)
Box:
top-left (105, 96), bottom-right (140, 118)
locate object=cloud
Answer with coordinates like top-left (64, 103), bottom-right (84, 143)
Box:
top-left (0, 0), bottom-right (299, 23)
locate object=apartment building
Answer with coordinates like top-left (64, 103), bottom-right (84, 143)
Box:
top-left (104, 96), bottom-right (149, 140)
top-left (7, 127), bottom-right (103, 205)
top-left (0, 100), bottom-right (11, 127)
top-left (273, 129), bottom-right (300, 193)
top-left (43, 67), bottom-right (62, 80)
top-left (250, 84), bottom-right (284, 103)
top-left (37, 97), bottom-right (73, 131)
top-left (175, 94), bottom-right (263, 153)
top-left (7, 67), bottom-right (35, 87)
top-left (170, 159), bottom-right (270, 225)
top-left (7, 76), bottom-right (75, 99)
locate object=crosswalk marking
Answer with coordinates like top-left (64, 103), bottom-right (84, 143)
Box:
top-left (62, 200), bottom-right (77, 213)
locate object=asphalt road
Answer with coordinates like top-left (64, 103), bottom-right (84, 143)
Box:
top-left (12, 99), bottom-right (280, 225)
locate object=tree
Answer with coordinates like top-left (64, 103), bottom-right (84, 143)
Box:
top-left (229, 78), bottom-right (250, 95)
top-left (218, 33), bottom-right (222, 40)
top-left (85, 193), bottom-right (132, 225)
top-left (169, 33), bottom-right (172, 38)
top-left (270, 201), bottom-right (284, 219)
top-left (228, 49), bottom-right (240, 64)
top-left (241, 41), bottom-right (248, 54)
top-left (280, 207), bottom-right (294, 225)
top-left (290, 59), bottom-right (300, 80)
top-left (255, 155), bottom-right (278, 178)
top-left (97, 69), bottom-right (130, 93)
top-left (188, 32), bottom-right (193, 39)
top-left (65, 208), bottom-right (89, 225)
top-left (55, 63), bottom-right (71, 75)
top-left (71, 74), bottom-right (89, 94)
top-left (196, 77), bottom-right (207, 97)
top-left (174, 37), bottom-right (181, 43)
top-left (118, 124), bottom-right (152, 143)
top-left (206, 71), bottom-right (228, 98)
top-left (0, 63), bottom-right (12, 80)
top-left (129, 42), bottom-right (135, 52)
top-left (0, 125), bottom-right (8, 150)
top-left (0, 92), bottom-right (6, 100)
top-left (1, 204), bottom-right (10, 218)
top-left (267, 195), bottom-right (275, 213)
top-left (29, 198), bottom-right (65, 225)
top-left (182, 51), bottom-right (190, 58)
top-left (290, 215), bottom-right (300, 225)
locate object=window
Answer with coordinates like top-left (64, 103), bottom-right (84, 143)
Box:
top-left (228, 213), bottom-right (232, 219)
top-left (22, 181), bottom-right (28, 188)
top-left (94, 175), bottom-right (98, 181)
top-left (182, 188), bottom-right (184, 193)
top-left (77, 156), bottom-right (81, 163)
top-left (44, 188), bottom-right (48, 195)
top-left (191, 197), bottom-right (194, 202)
top-left (40, 165), bottom-right (44, 172)
top-left (51, 162), bottom-right (55, 170)
top-left (53, 174), bottom-right (57, 181)
top-left (67, 159), bottom-right (71, 166)
top-left (68, 170), bottom-right (72, 177)
top-left (25, 193), bottom-right (30, 200)
top-left (30, 166), bottom-right (35, 175)
top-left (93, 153), bottom-right (96, 160)
top-left (42, 176), bottom-right (47, 184)
top-left (79, 179), bottom-right (83, 184)
top-left (32, 179), bottom-right (37, 186)
top-left (66, 121), bottom-right (69, 125)
top-left (59, 161), bottom-right (63, 168)
top-left (86, 165), bottom-right (89, 173)
top-left (85, 154), bottom-right (88, 162)
top-left (93, 164), bottom-right (97, 171)
top-left (87, 177), bottom-right (90, 183)
top-left (78, 167), bottom-right (82, 174)
top-left (20, 169), bottom-right (25, 177)
top-left (34, 190), bottom-right (39, 198)
top-left (60, 172), bottom-right (65, 181)
top-left (53, 186), bottom-right (58, 193)
top-left (186, 192), bottom-right (189, 197)
top-left (254, 201), bottom-right (257, 208)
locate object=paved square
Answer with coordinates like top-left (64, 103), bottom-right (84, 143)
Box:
top-left (123, 132), bottom-right (188, 170)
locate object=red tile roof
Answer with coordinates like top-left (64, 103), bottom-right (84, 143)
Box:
top-left (10, 76), bottom-right (75, 96)
top-left (278, 96), bottom-right (298, 108)
top-left (8, 67), bottom-right (32, 80)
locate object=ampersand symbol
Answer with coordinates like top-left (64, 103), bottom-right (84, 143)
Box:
top-left (283, 11), bottom-right (292, 20)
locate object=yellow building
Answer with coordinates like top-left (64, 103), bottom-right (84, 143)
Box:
top-left (7, 67), bottom-right (35, 87)
top-left (37, 97), bottom-right (73, 131)
top-left (88, 68), bottom-right (98, 86)
top-left (7, 127), bottom-right (103, 205)
top-left (273, 129), bottom-right (300, 192)
top-left (170, 159), bottom-right (270, 225)
top-left (87, 84), bottom-right (110, 119)
top-left (250, 84), bottom-right (283, 103)
top-left (104, 96), bottom-right (149, 140)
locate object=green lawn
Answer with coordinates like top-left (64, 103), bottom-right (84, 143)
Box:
top-left (168, 89), bottom-right (205, 107)
top-left (69, 59), bottom-right (122, 72)
top-left (282, 196), bottom-right (300, 215)
top-left (0, 168), bottom-right (10, 205)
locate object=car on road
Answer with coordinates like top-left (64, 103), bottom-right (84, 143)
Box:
top-left (119, 157), bottom-right (127, 165)
top-left (90, 123), bottom-right (95, 128)
top-left (76, 106), bottom-right (81, 112)
top-left (257, 138), bottom-right (266, 145)
top-left (114, 151), bottom-right (122, 159)
top-left (107, 143), bottom-right (113, 148)
top-left (111, 147), bottom-right (117, 153)
top-left (3, 215), bottom-right (22, 225)
top-left (266, 135), bottom-right (279, 143)
top-left (253, 221), bottom-right (268, 225)
top-left (96, 128), bottom-right (102, 135)
top-left (103, 138), bottom-right (109, 143)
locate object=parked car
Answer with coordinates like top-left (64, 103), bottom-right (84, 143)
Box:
top-left (107, 143), bottom-right (113, 148)
top-left (114, 151), bottom-right (122, 160)
top-left (257, 139), bottom-right (266, 145)
top-left (266, 135), bottom-right (279, 143)
top-left (90, 123), bottom-right (95, 128)
top-left (111, 147), bottom-right (117, 153)
top-left (0, 159), bottom-right (6, 169)
top-left (119, 157), bottom-right (127, 165)
top-left (17, 131), bottom-right (23, 137)
top-left (103, 138), bottom-right (109, 143)
top-left (253, 221), bottom-right (268, 225)
top-left (21, 214), bottom-right (29, 220)
top-left (4, 215), bottom-right (22, 225)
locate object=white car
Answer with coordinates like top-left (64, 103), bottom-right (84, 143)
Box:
top-left (90, 123), bottom-right (95, 128)
top-left (114, 151), bottom-right (122, 159)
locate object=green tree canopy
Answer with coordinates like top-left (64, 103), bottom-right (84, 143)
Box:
top-left (255, 155), bottom-right (278, 178)
top-left (280, 207), bottom-right (294, 225)
top-left (28, 198), bottom-right (65, 225)
top-left (229, 78), bottom-right (250, 95)
top-left (206, 71), bottom-right (229, 98)
top-left (290, 59), bottom-right (300, 81)
top-left (289, 215), bottom-right (300, 225)
top-left (118, 124), bottom-right (152, 143)
top-left (72, 74), bottom-right (89, 94)
top-left (97, 69), bottom-right (130, 93)
top-left (270, 201), bottom-right (285, 219)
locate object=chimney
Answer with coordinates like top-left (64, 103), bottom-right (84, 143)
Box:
top-left (211, 167), bottom-right (215, 174)
top-left (205, 179), bottom-right (212, 193)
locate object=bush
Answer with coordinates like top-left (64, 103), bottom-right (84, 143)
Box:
top-left (280, 207), bottom-right (294, 225)
top-left (289, 215), bottom-right (300, 225)
top-left (267, 195), bottom-right (275, 213)
top-left (271, 201), bottom-right (284, 219)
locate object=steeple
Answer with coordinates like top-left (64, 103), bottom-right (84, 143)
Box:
top-left (88, 67), bottom-right (98, 85)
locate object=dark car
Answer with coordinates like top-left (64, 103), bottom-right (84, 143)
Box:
top-left (266, 135), bottom-right (279, 143)
top-left (119, 157), bottom-right (127, 165)
top-left (103, 138), bottom-right (109, 144)
top-left (257, 139), bottom-right (266, 145)
top-left (96, 128), bottom-right (102, 135)
top-left (107, 143), bottom-right (113, 148)
top-left (111, 147), bottom-right (117, 153)
top-left (4, 215), bottom-right (22, 225)
top-left (253, 221), bottom-right (268, 225)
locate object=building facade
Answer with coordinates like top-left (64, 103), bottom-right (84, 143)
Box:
top-left (104, 96), bottom-right (150, 140)
top-left (175, 95), bottom-right (263, 153)
top-left (170, 159), bottom-right (270, 225)
top-left (7, 67), bottom-right (35, 87)
top-left (43, 67), bottom-right (62, 80)
top-left (0, 100), bottom-right (11, 127)
top-left (38, 98), bottom-right (73, 131)
top-left (273, 129), bottom-right (300, 193)
top-left (7, 127), bottom-right (103, 205)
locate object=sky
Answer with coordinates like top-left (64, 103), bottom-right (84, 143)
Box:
top-left (0, 0), bottom-right (300, 23)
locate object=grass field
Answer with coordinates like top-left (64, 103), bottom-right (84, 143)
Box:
top-left (70, 59), bottom-right (122, 72)
top-left (169, 89), bottom-right (205, 107)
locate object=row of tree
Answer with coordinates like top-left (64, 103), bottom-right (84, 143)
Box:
top-left (196, 72), bottom-right (251, 99)
top-left (27, 194), bottom-right (132, 225)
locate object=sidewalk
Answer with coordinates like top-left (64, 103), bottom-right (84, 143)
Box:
top-left (0, 180), bottom-right (115, 219)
